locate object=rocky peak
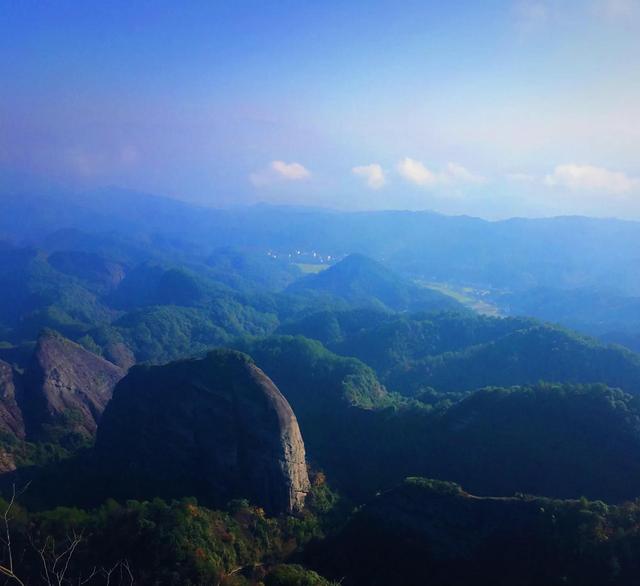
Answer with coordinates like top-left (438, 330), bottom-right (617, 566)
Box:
top-left (0, 360), bottom-right (25, 439)
top-left (22, 331), bottom-right (124, 439)
top-left (96, 349), bottom-right (310, 514)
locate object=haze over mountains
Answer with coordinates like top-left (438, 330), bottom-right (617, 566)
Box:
top-left (1, 187), bottom-right (640, 583)
top-left (4, 0), bottom-right (640, 581)
top-left (3, 188), bottom-right (640, 348)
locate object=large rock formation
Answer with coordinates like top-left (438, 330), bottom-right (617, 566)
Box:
top-left (22, 331), bottom-right (124, 439)
top-left (96, 349), bottom-right (310, 514)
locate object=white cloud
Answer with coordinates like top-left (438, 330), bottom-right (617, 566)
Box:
top-left (352, 163), bottom-right (386, 190)
top-left (396, 158), bottom-right (485, 188)
top-left (271, 160), bottom-right (310, 180)
top-left (441, 162), bottom-right (486, 185)
top-left (396, 157), bottom-right (438, 186)
top-left (250, 160), bottom-right (310, 187)
top-left (544, 164), bottom-right (639, 194)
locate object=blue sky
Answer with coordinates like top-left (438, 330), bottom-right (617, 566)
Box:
top-left (1, 0), bottom-right (639, 218)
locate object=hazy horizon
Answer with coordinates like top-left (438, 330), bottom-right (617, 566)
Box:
top-left (5, 4), bottom-right (640, 584)
top-left (5, 180), bottom-right (640, 224)
top-left (2, 0), bottom-right (640, 219)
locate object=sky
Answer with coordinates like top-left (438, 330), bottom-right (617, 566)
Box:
top-left (1, 0), bottom-right (639, 219)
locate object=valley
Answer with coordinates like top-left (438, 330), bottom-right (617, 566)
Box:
top-left (0, 192), bottom-right (640, 583)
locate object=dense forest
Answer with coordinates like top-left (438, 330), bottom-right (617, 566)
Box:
top-left (1, 192), bottom-right (640, 584)
top-left (5, 0), bottom-right (640, 579)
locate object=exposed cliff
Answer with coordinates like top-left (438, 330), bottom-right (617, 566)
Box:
top-left (0, 360), bottom-right (25, 439)
top-left (96, 349), bottom-right (310, 514)
top-left (22, 331), bottom-right (124, 440)
top-left (0, 360), bottom-right (25, 472)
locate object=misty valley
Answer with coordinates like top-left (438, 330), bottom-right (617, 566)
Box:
top-left (6, 0), bottom-right (640, 581)
top-left (0, 190), bottom-right (638, 584)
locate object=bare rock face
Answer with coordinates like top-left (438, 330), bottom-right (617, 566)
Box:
top-left (0, 449), bottom-right (17, 473)
top-left (96, 349), bottom-right (310, 515)
top-left (0, 360), bottom-right (25, 439)
top-left (23, 331), bottom-right (124, 439)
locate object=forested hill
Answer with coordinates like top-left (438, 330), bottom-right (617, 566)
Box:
top-left (280, 309), bottom-right (640, 395)
top-left (3, 190), bottom-right (640, 583)
top-left (286, 253), bottom-right (464, 312)
top-left (5, 188), bottom-right (640, 353)
top-left (308, 477), bottom-right (640, 586)
top-left (0, 241), bottom-right (459, 367)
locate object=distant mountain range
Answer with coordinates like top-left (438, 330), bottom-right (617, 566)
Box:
top-left (4, 188), bottom-right (640, 296)
top-left (4, 187), bottom-right (640, 352)
top-left (4, 187), bottom-right (640, 583)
